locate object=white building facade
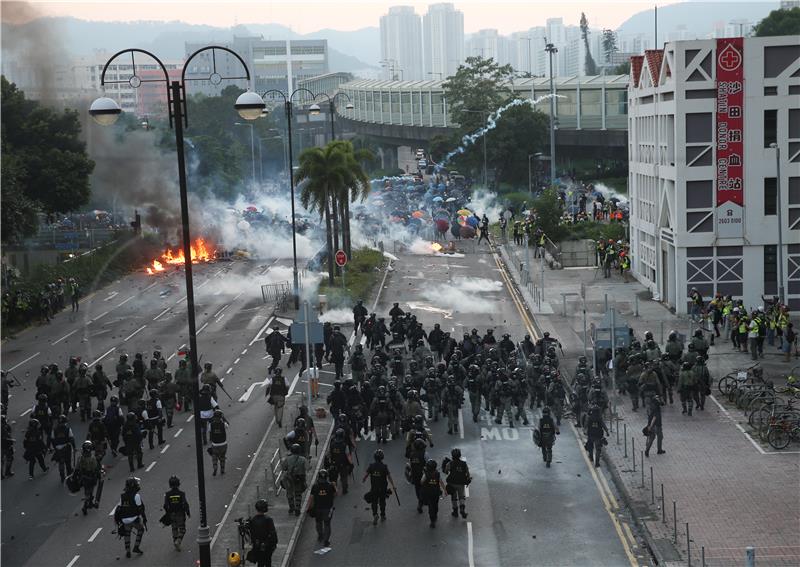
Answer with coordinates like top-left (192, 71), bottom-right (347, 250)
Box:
top-left (380, 6), bottom-right (424, 81)
top-left (628, 36), bottom-right (800, 313)
top-left (422, 3), bottom-right (464, 79)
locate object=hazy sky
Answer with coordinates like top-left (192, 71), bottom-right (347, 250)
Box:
top-left (4, 0), bottom-right (690, 34)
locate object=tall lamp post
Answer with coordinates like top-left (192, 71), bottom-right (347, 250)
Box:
top-left (545, 39), bottom-right (558, 185)
top-left (234, 122), bottom-right (256, 188)
top-left (261, 88), bottom-right (318, 309)
top-left (88, 47), bottom-right (264, 567)
top-left (310, 91), bottom-right (354, 141)
top-left (528, 152), bottom-right (542, 195)
top-left (770, 142), bottom-right (785, 304)
top-left (462, 109), bottom-right (489, 188)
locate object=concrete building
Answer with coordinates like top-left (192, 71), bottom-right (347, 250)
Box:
top-left (184, 37), bottom-right (328, 96)
top-left (465, 29), bottom-right (513, 67)
top-left (422, 3), bottom-right (464, 79)
top-left (627, 36), bottom-right (800, 313)
top-left (380, 6), bottom-right (424, 81)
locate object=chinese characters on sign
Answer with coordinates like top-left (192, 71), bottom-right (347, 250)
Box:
top-left (716, 37), bottom-right (744, 238)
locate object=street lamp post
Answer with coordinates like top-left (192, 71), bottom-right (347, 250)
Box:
top-left (311, 91), bottom-right (354, 142)
top-left (770, 142), bottom-right (785, 304)
top-left (262, 88), bottom-right (319, 309)
top-left (234, 122), bottom-right (256, 188)
top-left (89, 47), bottom-right (263, 567)
top-left (545, 40), bottom-right (558, 185)
top-left (527, 153), bottom-right (542, 195)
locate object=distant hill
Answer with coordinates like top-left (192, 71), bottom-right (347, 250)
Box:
top-left (0, 17), bottom-right (378, 73)
top-left (617, 1), bottom-right (778, 39)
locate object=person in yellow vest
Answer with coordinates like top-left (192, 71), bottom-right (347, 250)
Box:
top-left (737, 312), bottom-right (750, 353)
top-left (620, 255), bottom-right (631, 283)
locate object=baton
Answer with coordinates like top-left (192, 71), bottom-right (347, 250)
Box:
top-left (218, 382), bottom-right (233, 400)
top-left (389, 477), bottom-right (401, 506)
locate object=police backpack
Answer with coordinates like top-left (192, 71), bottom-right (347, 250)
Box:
top-left (66, 471), bottom-right (82, 493)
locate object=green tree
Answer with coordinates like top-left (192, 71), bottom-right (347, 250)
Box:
top-left (754, 7), bottom-right (800, 36)
top-left (485, 104), bottom-right (549, 185)
top-left (602, 29), bottom-right (618, 64)
top-left (429, 133), bottom-right (458, 164)
top-left (613, 61), bottom-right (631, 75)
top-left (295, 141), bottom-right (370, 283)
top-left (580, 13), bottom-right (598, 76)
top-left (529, 188), bottom-right (567, 242)
top-left (1, 76), bottom-right (95, 243)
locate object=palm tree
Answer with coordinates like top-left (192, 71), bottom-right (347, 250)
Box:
top-left (295, 141), bottom-right (371, 285)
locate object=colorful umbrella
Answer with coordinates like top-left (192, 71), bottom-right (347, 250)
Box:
top-left (457, 208), bottom-right (472, 216)
top-left (412, 210), bottom-right (425, 219)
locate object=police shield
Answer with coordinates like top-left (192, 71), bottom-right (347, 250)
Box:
top-left (532, 428), bottom-right (542, 447)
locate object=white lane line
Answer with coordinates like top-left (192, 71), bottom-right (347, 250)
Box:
top-left (197, 279), bottom-right (211, 290)
top-left (213, 289), bottom-right (222, 296)
top-left (707, 395), bottom-right (800, 455)
top-left (241, 349), bottom-right (248, 355)
top-left (233, 357), bottom-right (241, 365)
top-left (187, 415), bottom-right (194, 422)
top-left (249, 317), bottom-right (275, 346)
top-left (103, 291), bottom-right (119, 301)
top-left (87, 527), bottom-right (102, 542)
top-left (167, 352), bottom-right (177, 361)
top-left (160, 444), bottom-right (170, 454)
top-left (108, 506), bottom-right (116, 516)
top-left (116, 296), bottom-right (134, 308)
top-left (142, 282), bottom-right (158, 292)
top-left (175, 295), bottom-right (187, 305)
top-left (20, 408), bottom-right (32, 417)
top-left (238, 377), bottom-right (270, 403)
top-left (145, 461), bottom-right (156, 472)
top-left (214, 304), bottom-right (229, 317)
top-left (91, 310), bottom-right (110, 322)
top-left (8, 351), bottom-right (41, 372)
top-left (174, 428), bottom-right (183, 438)
top-left (88, 347), bottom-right (116, 367)
top-left (233, 291), bottom-right (244, 301)
top-left (52, 329), bottom-right (78, 345)
top-left (215, 314), bottom-right (225, 324)
top-left (123, 325), bottom-right (147, 342)
top-left (153, 307), bottom-right (171, 321)
top-left (66, 555), bottom-right (80, 567)
top-left (458, 409), bottom-right (464, 440)
top-left (197, 322), bottom-right (209, 334)
top-left (226, 368), bottom-right (233, 375)
top-left (467, 522), bottom-right (475, 567)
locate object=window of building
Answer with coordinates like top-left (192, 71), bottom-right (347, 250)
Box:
top-left (764, 109), bottom-right (777, 148)
top-left (764, 245), bottom-right (777, 296)
top-left (764, 178), bottom-right (777, 215)
top-left (764, 86), bottom-right (778, 96)
top-left (685, 113), bottom-right (712, 143)
top-left (790, 109), bottom-right (800, 139)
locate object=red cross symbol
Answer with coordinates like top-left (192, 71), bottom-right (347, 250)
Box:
top-left (718, 44), bottom-right (742, 71)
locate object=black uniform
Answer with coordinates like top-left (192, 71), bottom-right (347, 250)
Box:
top-left (163, 488), bottom-right (190, 548)
top-left (366, 461), bottom-right (390, 518)
top-left (309, 479), bottom-right (336, 546)
top-left (247, 513), bottom-right (278, 567)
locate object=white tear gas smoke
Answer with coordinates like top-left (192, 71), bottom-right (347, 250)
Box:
top-left (464, 189), bottom-right (504, 222)
top-left (592, 183), bottom-right (629, 206)
top-left (437, 94), bottom-right (560, 173)
top-left (419, 277), bottom-right (502, 314)
top-left (318, 308), bottom-right (353, 324)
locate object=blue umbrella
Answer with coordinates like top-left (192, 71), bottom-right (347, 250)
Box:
top-left (432, 196), bottom-right (443, 202)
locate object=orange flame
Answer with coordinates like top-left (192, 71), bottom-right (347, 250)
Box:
top-left (145, 238), bottom-right (215, 275)
top-left (431, 242), bottom-right (443, 252)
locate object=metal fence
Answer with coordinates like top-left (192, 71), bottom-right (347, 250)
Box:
top-left (261, 281), bottom-right (292, 310)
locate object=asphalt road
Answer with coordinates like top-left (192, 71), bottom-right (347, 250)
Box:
top-left (290, 245), bottom-right (642, 567)
top-left (1, 257), bottom-right (304, 567)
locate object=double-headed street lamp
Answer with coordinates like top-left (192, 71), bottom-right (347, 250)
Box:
top-left (544, 39), bottom-right (558, 185)
top-left (88, 46), bottom-right (264, 567)
top-left (261, 87), bottom-right (319, 310)
top-left (310, 91), bottom-right (354, 142)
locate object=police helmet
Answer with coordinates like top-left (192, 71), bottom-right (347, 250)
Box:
top-left (169, 475), bottom-right (180, 488)
top-left (290, 443), bottom-right (302, 455)
top-left (213, 409), bottom-right (224, 419)
top-left (318, 469), bottom-right (329, 481)
top-left (200, 384), bottom-right (211, 393)
top-left (126, 412), bottom-right (137, 421)
top-left (37, 393), bottom-right (48, 403)
top-left (110, 395), bottom-right (119, 404)
top-left (644, 331), bottom-right (654, 341)
top-left (335, 428), bottom-right (345, 439)
top-left (425, 459), bottom-right (437, 471)
top-left (542, 406), bottom-right (551, 415)
top-left (413, 438), bottom-right (427, 451)
top-left (295, 417), bottom-right (306, 430)
top-left (668, 331), bottom-right (678, 341)
top-left (79, 362), bottom-right (89, 372)
top-left (694, 329), bottom-right (703, 338)
top-left (149, 388), bottom-right (159, 398)
top-left (414, 415), bottom-right (424, 427)
top-left (255, 499), bottom-right (269, 513)
top-left (150, 359), bottom-right (158, 368)
top-left (58, 414), bottom-right (68, 424)
top-left (125, 477), bottom-right (141, 492)
top-left (374, 449), bottom-right (385, 462)
top-left (93, 409), bottom-right (102, 419)
top-left (82, 440), bottom-right (94, 452)
top-left (204, 362), bottom-right (212, 369)
top-left (451, 448), bottom-right (461, 460)
top-left (135, 353), bottom-right (143, 360)
top-left (28, 418), bottom-right (40, 429)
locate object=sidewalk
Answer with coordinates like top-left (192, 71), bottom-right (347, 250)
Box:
top-left (497, 240), bottom-right (800, 567)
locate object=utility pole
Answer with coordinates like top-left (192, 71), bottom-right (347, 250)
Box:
top-left (545, 39), bottom-right (558, 185)
top-left (771, 143), bottom-right (785, 304)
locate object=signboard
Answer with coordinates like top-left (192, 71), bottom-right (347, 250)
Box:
top-left (290, 322), bottom-right (324, 345)
top-left (335, 250), bottom-right (348, 267)
top-left (715, 37), bottom-right (745, 238)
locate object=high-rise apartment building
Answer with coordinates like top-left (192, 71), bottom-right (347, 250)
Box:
top-left (466, 29), bottom-right (513, 67)
top-left (380, 6), bottom-right (424, 81)
top-left (423, 3), bottom-right (464, 79)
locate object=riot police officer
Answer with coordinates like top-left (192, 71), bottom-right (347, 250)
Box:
top-left (51, 414), bottom-right (75, 482)
top-left (162, 476), bottom-right (190, 550)
top-left (114, 476), bottom-right (146, 558)
top-left (246, 499), bottom-right (278, 567)
top-left (444, 448), bottom-right (471, 518)
top-left (209, 409), bottom-right (229, 476)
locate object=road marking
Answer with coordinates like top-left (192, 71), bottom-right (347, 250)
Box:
top-left (66, 555), bottom-right (80, 567)
top-left (233, 291), bottom-right (244, 301)
top-left (124, 325), bottom-right (147, 342)
top-left (706, 395), bottom-right (800, 455)
top-left (103, 291), bottom-right (119, 301)
top-left (226, 368), bottom-right (233, 375)
top-left (215, 314), bottom-right (225, 323)
top-left (153, 307), bottom-right (171, 321)
top-left (88, 347), bottom-right (116, 367)
top-left (214, 305), bottom-right (229, 318)
top-left (161, 444), bottom-right (170, 454)
top-left (249, 317), bottom-right (275, 346)
top-left (458, 409), bottom-right (464, 440)
top-left (241, 349), bottom-right (248, 355)
top-left (213, 289), bottom-right (222, 296)
top-left (239, 377), bottom-right (270, 403)
top-left (175, 295), bottom-right (187, 304)
top-left (569, 421), bottom-right (638, 567)
top-left (108, 505), bottom-right (116, 516)
top-left (8, 351), bottom-right (41, 372)
top-left (91, 310), bottom-right (110, 322)
top-left (197, 279), bottom-right (211, 290)
top-left (187, 414), bottom-right (194, 422)
top-left (116, 296), bottom-right (134, 308)
top-left (197, 322), bottom-right (209, 334)
top-left (87, 527), bottom-right (102, 542)
top-left (142, 282), bottom-right (158, 292)
top-left (622, 522), bottom-right (638, 549)
top-left (145, 461), bottom-right (156, 472)
top-left (174, 428), bottom-right (183, 438)
top-left (166, 352), bottom-right (177, 361)
top-left (467, 521), bottom-right (475, 567)
top-left (20, 408), bottom-right (32, 417)
top-left (52, 329), bottom-right (78, 345)
top-left (233, 357), bottom-right (240, 365)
